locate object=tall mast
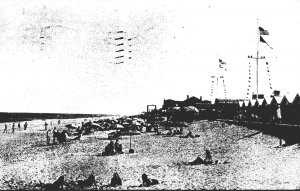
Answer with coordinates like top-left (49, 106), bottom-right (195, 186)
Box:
top-left (248, 19), bottom-right (265, 98)
top-left (256, 19), bottom-right (259, 96)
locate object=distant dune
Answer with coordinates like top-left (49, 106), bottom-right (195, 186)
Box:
top-left (0, 112), bottom-right (108, 123)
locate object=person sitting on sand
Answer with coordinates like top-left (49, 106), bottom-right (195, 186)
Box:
top-left (77, 174), bottom-right (97, 189)
top-left (204, 149), bottom-right (213, 164)
top-left (114, 139), bottom-right (123, 154)
top-left (36, 175), bottom-right (64, 191)
top-left (185, 131), bottom-right (195, 138)
top-left (190, 155), bottom-right (205, 165)
top-left (179, 127), bottom-right (183, 135)
top-left (140, 173), bottom-right (159, 187)
top-left (55, 131), bottom-right (63, 144)
top-left (110, 172), bottom-right (122, 187)
top-left (104, 140), bottom-right (115, 155)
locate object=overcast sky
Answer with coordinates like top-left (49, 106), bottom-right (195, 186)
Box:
top-left (0, 0), bottom-right (300, 115)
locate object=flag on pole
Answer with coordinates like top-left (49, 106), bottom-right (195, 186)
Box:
top-left (260, 36), bottom-right (273, 49)
top-left (219, 59), bottom-right (227, 64)
top-left (259, 27), bottom-right (269, 35)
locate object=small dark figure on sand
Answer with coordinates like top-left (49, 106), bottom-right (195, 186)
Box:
top-left (12, 123), bottom-right (15, 134)
top-left (18, 122), bottom-right (21, 130)
top-left (24, 122), bottom-right (28, 130)
top-left (77, 174), bottom-right (97, 189)
top-left (46, 130), bottom-right (51, 145)
top-left (3, 124), bottom-right (8, 133)
top-left (114, 139), bottom-right (123, 154)
top-left (190, 149), bottom-right (228, 165)
top-left (141, 173), bottom-right (159, 187)
top-left (103, 139), bottom-right (115, 155)
top-left (52, 127), bottom-right (57, 145)
top-left (44, 121), bottom-right (48, 130)
top-left (110, 172), bottom-right (122, 187)
top-left (204, 149), bottom-right (213, 164)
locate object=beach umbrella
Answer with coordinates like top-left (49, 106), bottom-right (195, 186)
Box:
top-left (131, 121), bottom-right (141, 126)
top-left (90, 122), bottom-right (102, 128)
top-left (169, 107), bottom-right (181, 111)
top-left (122, 122), bottom-right (130, 126)
top-left (182, 106), bottom-right (199, 113)
top-left (124, 117), bottom-right (133, 122)
top-left (113, 124), bottom-right (124, 129)
top-left (133, 118), bottom-right (145, 122)
top-left (160, 121), bottom-right (189, 128)
top-left (65, 124), bottom-right (77, 129)
top-left (111, 119), bottom-right (118, 124)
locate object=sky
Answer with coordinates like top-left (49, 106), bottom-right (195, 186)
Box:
top-left (0, 0), bottom-right (300, 115)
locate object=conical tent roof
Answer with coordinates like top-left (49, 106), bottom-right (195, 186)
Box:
top-left (292, 94), bottom-right (300, 105)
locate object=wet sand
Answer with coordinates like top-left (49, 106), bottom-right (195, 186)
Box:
top-left (1, 119), bottom-right (300, 189)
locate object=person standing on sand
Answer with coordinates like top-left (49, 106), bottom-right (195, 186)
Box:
top-left (12, 123), bottom-right (15, 134)
top-left (18, 122), bottom-right (21, 130)
top-left (276, 105), bottom-right (282, 124)
top-left (46, 129), bottom-right (51, 145)
top-left (52, 127), bottom-right (57, 145)
top-left (44, 121), bottom-right (48, 130)
top-left (3, 124), bottom-right (8, 133)
top-left (24, 122), bottom-right (28, 130)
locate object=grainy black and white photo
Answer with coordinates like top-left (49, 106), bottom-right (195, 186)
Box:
top-left (1, 0), bottom-right (300, 190)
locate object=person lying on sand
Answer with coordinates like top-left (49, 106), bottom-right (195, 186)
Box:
top-left (190, 150), bottom-right (229, 165)
top-left (64, 130), bottom-right (82, 141)
top-left (140, 173), bottom-right (159, 187)
top-left (36, 175), bottom-right (64, 191)
top-left (54, 130), bottom-right (81, 144)
top-left (110, 172), bottom-right (122, 187)
top-left (190, 155), bottom-right (205, 165)
top-left (77, 174), bottom-right (97, 189)
top-left (180, 131), bottom-right (200, 138)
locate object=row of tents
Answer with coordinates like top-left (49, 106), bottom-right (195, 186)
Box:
top-left (215, 94), bottom-right (300, 124)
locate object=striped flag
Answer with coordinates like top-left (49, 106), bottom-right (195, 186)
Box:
top-left (260, 36), bottom-right (273, 49)
top-left (259, 27), bottom-right (269, 35)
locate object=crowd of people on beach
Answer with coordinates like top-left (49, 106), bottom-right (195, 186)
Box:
top-left (35, 172), bottom-right (159, 190)
top-left (2, 116), bottom-right (231, 190)
top-left (2, 122), bottom-right (28, 134)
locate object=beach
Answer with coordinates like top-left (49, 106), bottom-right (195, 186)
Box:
top-left (1, 119), bottom-right (300, 190)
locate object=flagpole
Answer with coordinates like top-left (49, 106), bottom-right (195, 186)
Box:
top-left (248, 19), bottom-right (265, 99)
top-left (256, 18), bottom-right (259, 97)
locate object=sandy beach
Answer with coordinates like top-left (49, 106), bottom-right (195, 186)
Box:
top-left (1, 119), bottom-right (300, 190)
